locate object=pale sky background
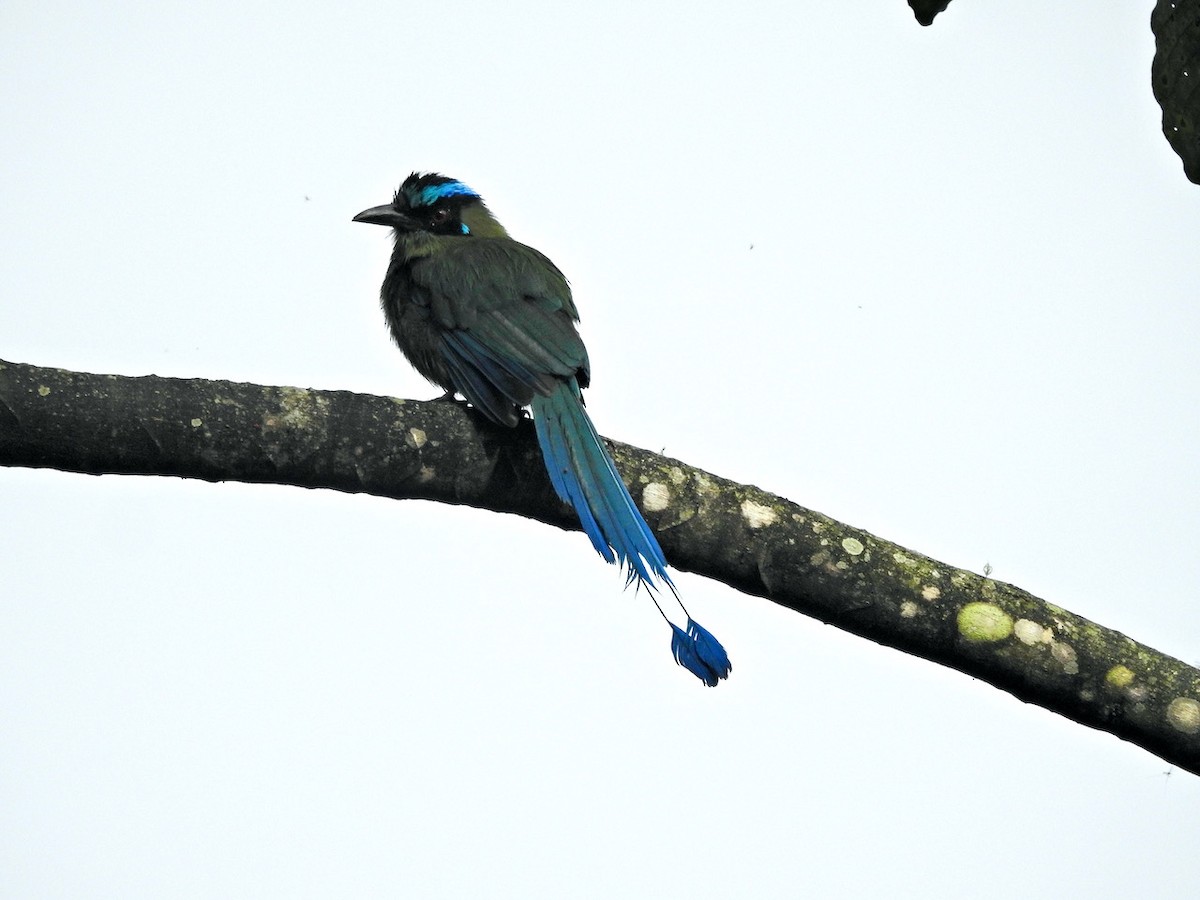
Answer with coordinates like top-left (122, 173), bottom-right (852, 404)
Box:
top-left (2, 2), bottom-right (1198, 898)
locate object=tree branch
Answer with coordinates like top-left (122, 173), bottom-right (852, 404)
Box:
top-left (1152, 0), bottom-right (1200, 185)
top-left (3, 358), bottom-right (1199, 774)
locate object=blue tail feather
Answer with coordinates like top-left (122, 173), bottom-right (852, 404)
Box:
top-left (667, 624), bottom-right (729, 686)
top-left (531, 379), bottom-right (730, 686)
top-left (531, 379), bottom-right (671, 592)
top-left (670, 620), bottom-right (732, 687)
top-left (535, 395), bottom-right (613, 564)
top-left (671, 624), bottom-right (713, 685)
top-left (687, 617), bottom-right (732, 683)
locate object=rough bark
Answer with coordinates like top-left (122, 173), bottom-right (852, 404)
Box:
top-left (3, 358), bottom-right (1199, 775)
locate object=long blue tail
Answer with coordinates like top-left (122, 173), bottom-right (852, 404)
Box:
top-left (531, 378), bottom-right (672, 593)
top-left (530, 379), bottom-right (731, 686)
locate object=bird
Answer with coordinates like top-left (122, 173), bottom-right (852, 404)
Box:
top-left (354, 172), bottom-right (730, 686)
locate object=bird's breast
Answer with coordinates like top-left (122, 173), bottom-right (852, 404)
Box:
top-left (380, 261), bottom-right (457, 392)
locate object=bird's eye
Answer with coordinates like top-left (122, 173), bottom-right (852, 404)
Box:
top-left (429, 208), bottom-right (452, 228)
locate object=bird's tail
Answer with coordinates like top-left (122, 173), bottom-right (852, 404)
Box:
top-left (531, 379), bottom-right (731, 686)
top-left (531, 378), bottom-right (671, 592)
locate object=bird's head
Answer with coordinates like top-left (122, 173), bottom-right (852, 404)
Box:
top-left (353, 172), bottom-right (508, 238)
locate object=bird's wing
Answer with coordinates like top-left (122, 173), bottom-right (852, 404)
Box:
top-left (409, 238), bottom-right (591, 424)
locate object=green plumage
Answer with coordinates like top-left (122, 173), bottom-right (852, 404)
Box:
top-left (382, 232), bottom-right (587, 427)
top-left (353, 172), bottom-right (731, 686)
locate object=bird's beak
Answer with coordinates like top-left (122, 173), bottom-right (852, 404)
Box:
top-left (352, 204), bottom-right (415, 229)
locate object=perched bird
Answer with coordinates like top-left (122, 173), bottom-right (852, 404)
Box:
top-left (354, 173), bottom-right (730, 686)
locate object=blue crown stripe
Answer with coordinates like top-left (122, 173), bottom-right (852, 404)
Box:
top-left (415, 181), bottom-right (478, 206)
